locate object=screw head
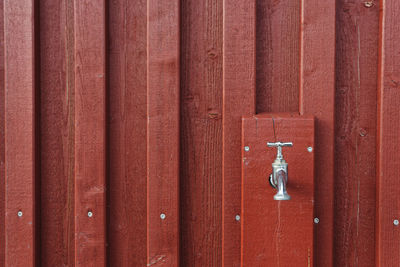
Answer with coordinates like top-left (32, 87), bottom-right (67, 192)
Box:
top-left (87, 211), bottom-right (93, 218)
top-left (160, 213), bottom-right (166, 220)
top-left (17, 211), bottom-right (23, 217)
top-left (359, 128), bottom-right (367, 137)
top-left (235, 215), bottom-right (240, 221)
top-left (394, 219), bottom-right (399, 226)
top-left (314, 217), bottom-right (319, 224)
top-left (364, 1), bottom-right (373, 7)
top-left (244, 146), bottom-right (250, 152)
top-left (307, 147), bottom-right (313, 153)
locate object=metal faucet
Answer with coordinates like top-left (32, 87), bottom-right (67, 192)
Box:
top-left (267, 142), bottom-right (293, 200)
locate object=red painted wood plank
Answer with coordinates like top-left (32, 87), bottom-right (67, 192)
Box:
top-left (147, 1), bottom-right (180, 265)
top-left (40, 0), bottom-right (75, 265)
top-left (180, 0), bottom-right (223, 265)
top-left (222, 0), bottom-right (256, 266)
top-left (299, 1), bottom-right (336, 266)
top-left (4, 0), bottom-right (36, 265)
top-left (0, 1), bottom-right (5, 265)
top-left (256, 0), bottom-right (300, 113)
top-left (108, 0), bottom-right (147, 265)
top-left (376, 0), bottom-right (400, 265)
top-left (334, 1), bottom-right (379, 265)
top-left (241, 114), bottom-right (314, 266)
top-left (74, 0), bottom-right (106, 265)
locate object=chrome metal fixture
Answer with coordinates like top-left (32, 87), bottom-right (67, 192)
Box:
top-left (267, 142), bottom-right (293, 200)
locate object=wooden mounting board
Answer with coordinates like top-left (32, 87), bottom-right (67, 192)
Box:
top-left (241, 113), bottom-right (314, 266)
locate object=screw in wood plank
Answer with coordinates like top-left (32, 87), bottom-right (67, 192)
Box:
top-left (87, 211), bottom-right (93, 218)
top-left (394, 219), bottom-right (399, 226)
top-left (244, 146), bottom-right (250, 152)
top-left (235, 215), bottom-right (240, 221)
top-left (364, 1), bottom-right (374, 7)
top-left (359, 128), bottom-right (367, 137)
top-left (160, 213), bottom-right (166, 220)
top-left (17, 211), bottom-right (23, 217)
top-left (307, 147), bottom-right (313, 153)
top-left (314, 217), bottom-right (319, 224)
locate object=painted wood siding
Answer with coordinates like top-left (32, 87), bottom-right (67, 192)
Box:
top-left (0, 1), bottom-right (393, 266)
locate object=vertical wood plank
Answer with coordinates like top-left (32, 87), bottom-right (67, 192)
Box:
top-left (180, 0), bottom-right (223, 265)
top-left (256, 0), bottom-right (300, 113)
top-left (0, 1), bottom-right (5, 265)
top-left (108, 0), bottom-right (147, 265)
top-left (147, 0), bottom-right (180, 265)
top-left (4, 0), bottom-right (36, 265)
top-left (334, 1), bottom-right (379, 266)
top-left (74, 0), bottom-right (106, 265)
top-left (40, 0), bottom-right (75, 265)
top-left (299, 1), bottom-right (336, 266)
top-left (222, 0), bottom-right (255, 266)
top-left (376, 0), bottom-right (400, 265)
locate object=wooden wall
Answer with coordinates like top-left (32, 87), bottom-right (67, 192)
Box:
top-left (0, 0), bottom-right (396, 266)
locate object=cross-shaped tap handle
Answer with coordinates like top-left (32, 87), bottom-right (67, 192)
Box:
top-left (267, 142), bottom-right (293, 160)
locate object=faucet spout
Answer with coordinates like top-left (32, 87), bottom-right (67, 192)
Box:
top-left (274, 169), bottom-right (291, 200)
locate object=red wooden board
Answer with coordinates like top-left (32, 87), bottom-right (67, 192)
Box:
top-left (180, 0), bottom-right (223, 265)
top-left (334, 1), bottom-right (379, 265)
top-left (222, 0), bottom-right (256, 266)
top-left (39, 0), bottom-right (75, 265)
top-left (0, 1), bottom-right (5, 265)
top-left (300, 1), bottom-right (335, 265)
top-left (4, 1), bottom-right (36, 266)
top-left (241, 114), bottom-right (314, 266)
top-left (74, 0), bottom-right (106, 265)
top-left (108, 0), bottom-right (147, 265)
top-left (377, 0), bottom-right (400, 265)
top-left (147, 0), bottom-right (180, 265)
top-left (256, 0), bottom-right (300, 113)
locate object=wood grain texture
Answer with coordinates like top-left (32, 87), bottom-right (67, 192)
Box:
top-left (299, 1), bottom-right (336, 266)
top-left (74, 0), bottom-right (106, 265)
top-left (1, 1), bottom-right (398, 265)
top-left (147, 1), bottom-right (180, 265)
top-left (0, 1), bottom-right (4, 265)
top-left (4, 0), bottom-right (36, 265)
top-left (108, 0), bottom-right (147, 265)
top-left (241, 114), bottom-right (314, 266)
top-left (376, 0), bottom-right (400, 265)
top-left (40, 0), bottom-right (75, 265)
top-left (256, 0), bottom-right (300, 113)
top-left (222, 0), bottom-right (255, 266)
top-left (334, 1), bottom-right (379, 266)
top-left (180, 0), bottom-right (223, 265)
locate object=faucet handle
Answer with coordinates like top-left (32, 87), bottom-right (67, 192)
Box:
top-left (267, 142), bottom-right (293, 160)
top-left (267, 142), bottom-right (293, 147)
